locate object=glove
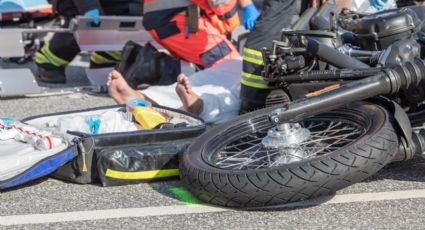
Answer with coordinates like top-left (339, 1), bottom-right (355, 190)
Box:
top-left (369, 0), bottom-right (387, 11)
top-left (84, 8), bottom-right (100, 25)
top-left (242, 3), bottom-right (260, 31)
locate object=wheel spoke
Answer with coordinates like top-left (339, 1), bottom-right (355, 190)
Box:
top-left (209, 119), bottom-right (365, 170)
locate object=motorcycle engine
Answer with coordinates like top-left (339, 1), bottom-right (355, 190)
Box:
top-left (353, 8), bottom-right (421, 51)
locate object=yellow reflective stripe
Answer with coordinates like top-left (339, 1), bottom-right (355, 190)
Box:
top-left (243, 47), bottom-right (262, 57)
top-left (241, 79), bottom-right (269, 89)
top-left (243, 47), bottom-right (264, 65)
top-left (241, 72), bottom-right (268, 89)
top-left (34, 52), bottom-right (49, 64)
top-left (104, 51), bottom-right (122, 61)
top-left (90, 52), bottom-right (115, 64)
top-left (41, 42), bottom-right (69, 67)
top-left (105, 168), bottom-right (180, 180)
top-left (243, 55), bottom-right (264, 65)
top-left (242, 71), bottom-right (263, 80)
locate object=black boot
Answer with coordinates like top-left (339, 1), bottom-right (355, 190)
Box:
top-left (37, 64), bottom-right (66, 84)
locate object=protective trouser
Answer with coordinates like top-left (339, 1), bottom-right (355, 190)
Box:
top-left (35, 0), bottom-right (142, 70)
top-left (240, 0), bottom-right (298, 113)
top-left (35, 31), bottom-right (77, 70)
top-left (147, 14), bottom-right (240, 68)
top-left (35, 31), bottom-right (123, 69)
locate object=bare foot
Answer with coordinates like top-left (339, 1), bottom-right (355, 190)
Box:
top-left (175, 74), bottom-right (203, 115)
top-left (107, 70), bottom-right (145, 104)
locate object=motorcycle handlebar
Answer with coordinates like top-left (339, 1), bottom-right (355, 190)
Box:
top-left (269, 59), bottom-right (425, 124)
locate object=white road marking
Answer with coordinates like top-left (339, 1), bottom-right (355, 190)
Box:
top-left (0, 205), bottom-right (228, 226)
top-left (3, 189), bottom-right (425, 226)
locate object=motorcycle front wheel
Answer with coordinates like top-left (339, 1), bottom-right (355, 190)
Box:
top-left (180, 102), bottom-right (399, 207)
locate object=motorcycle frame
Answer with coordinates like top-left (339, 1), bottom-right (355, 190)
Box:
top-left (263, 5), bottom-right (425, 161)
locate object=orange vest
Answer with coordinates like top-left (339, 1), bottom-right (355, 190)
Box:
top-left (144, 0), bottom-right (239, 33)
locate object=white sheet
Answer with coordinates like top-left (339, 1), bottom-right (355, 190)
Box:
top-left (0, 139), bottom-right (68, 181)
top-left (142, 59), bottom-right (242, 124)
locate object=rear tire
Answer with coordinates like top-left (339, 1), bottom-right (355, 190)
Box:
top-left (180, 102), bottom-right (399, 207)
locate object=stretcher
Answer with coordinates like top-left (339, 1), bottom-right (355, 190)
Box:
top-left (0, 16), bottom-right (157, 98)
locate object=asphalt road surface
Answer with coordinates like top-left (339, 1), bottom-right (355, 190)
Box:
top-left (2, 58), bottom-right (425, 229)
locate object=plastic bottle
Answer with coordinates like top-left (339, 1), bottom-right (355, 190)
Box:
top-left (132, 107), bottom-right (166, 129)
top-left (126, 98), bottom-right (152, 121)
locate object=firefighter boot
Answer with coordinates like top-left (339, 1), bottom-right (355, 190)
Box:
top-left (36, 64), bottom-right (66, 84)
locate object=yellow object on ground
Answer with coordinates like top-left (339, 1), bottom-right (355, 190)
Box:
top-left (132, 107), bottom-right (166, 129)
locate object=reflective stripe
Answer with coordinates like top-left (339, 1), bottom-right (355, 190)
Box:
top-left (34, 52), bottom-right (49, 64)
top-left (208, 0), bottom-right (233, 7)
top-left (41, 42), bottom-right (70, 67)
top-left (243, 47), bottom-right (262, 57)
top-left (241, 79), bottom-right (269, 89)
top-left (217, 3), bottom-right (238, 20)
top-left (105, 168), bottom-right (180, 180)
top-left (144, 0), bottom-right (193, 13)
top-left (242, 71), bottom-right (265, 81)
top-left (243, 55), bottom-right (264, 65)
top-left (200, 40), bottom-right (232, 67)
top-left (243, 47), bottom-right (264, 65)
top-left (105, 51), bottom-right (122, 61)
top-left (90, 52), bottom-right (117, 64)
top-left (243, 51), bottom-right (262, 62)
top-left (241, 71), bottom-right (268, 89)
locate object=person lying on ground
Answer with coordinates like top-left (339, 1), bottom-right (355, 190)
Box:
top-left (107, 59), bottom-right (242, 124)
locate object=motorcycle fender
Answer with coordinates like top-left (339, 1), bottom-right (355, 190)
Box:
top-left (389, 101), bottom-right (412, 144)
top-left (368, 97), bottom-right (414, 161)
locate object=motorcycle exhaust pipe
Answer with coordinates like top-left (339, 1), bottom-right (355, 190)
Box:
top-left (269, 59), bottom-right (425, 124)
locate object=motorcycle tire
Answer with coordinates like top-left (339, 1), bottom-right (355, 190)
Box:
top-left (180, 102), bottom-right (399, 207)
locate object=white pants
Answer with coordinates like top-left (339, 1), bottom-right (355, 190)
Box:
top-left (142, 59), bottom-right (242, 124)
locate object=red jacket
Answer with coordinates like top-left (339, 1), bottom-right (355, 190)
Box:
top-left (143, 0), bottom-right (239, 33)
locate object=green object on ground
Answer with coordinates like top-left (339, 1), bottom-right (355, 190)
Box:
top-left (169, 187), bottom-right (203, 207)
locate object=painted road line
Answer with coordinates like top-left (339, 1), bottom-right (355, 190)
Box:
top-left (267, 189), bottom-right (425, 209)
top-left (4, 189), bottom-right (425, 226)
top-left (0, 205), bottom-right (228, 226)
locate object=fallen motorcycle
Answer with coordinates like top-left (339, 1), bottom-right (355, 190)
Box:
top-left (180, 4), bottom-right (425, 207)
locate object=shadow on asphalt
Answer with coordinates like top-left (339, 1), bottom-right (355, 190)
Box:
top-left (367, 156), bottom-right (425, 182)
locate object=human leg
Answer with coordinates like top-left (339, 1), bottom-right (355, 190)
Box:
top-left (34, 27), bottom-right (80, 83)
top-left (107, 70), bottom-right (146, 104)
top-left (108, 70), bottom-right (204, 115)
top-left (175, 74), bottom-right (204, 115)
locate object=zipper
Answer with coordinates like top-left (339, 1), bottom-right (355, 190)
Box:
top-left (78, 141), bottom-right (88, 173)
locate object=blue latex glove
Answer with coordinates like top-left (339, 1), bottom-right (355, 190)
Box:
top-left (84, 8), bottom-right (100, 25)
top-left (243, 3), bottom-right (260, 31)
top-left (86, 117), bottom-right (101, 135)
top-left (369, 0), bottom-right (388, 11)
